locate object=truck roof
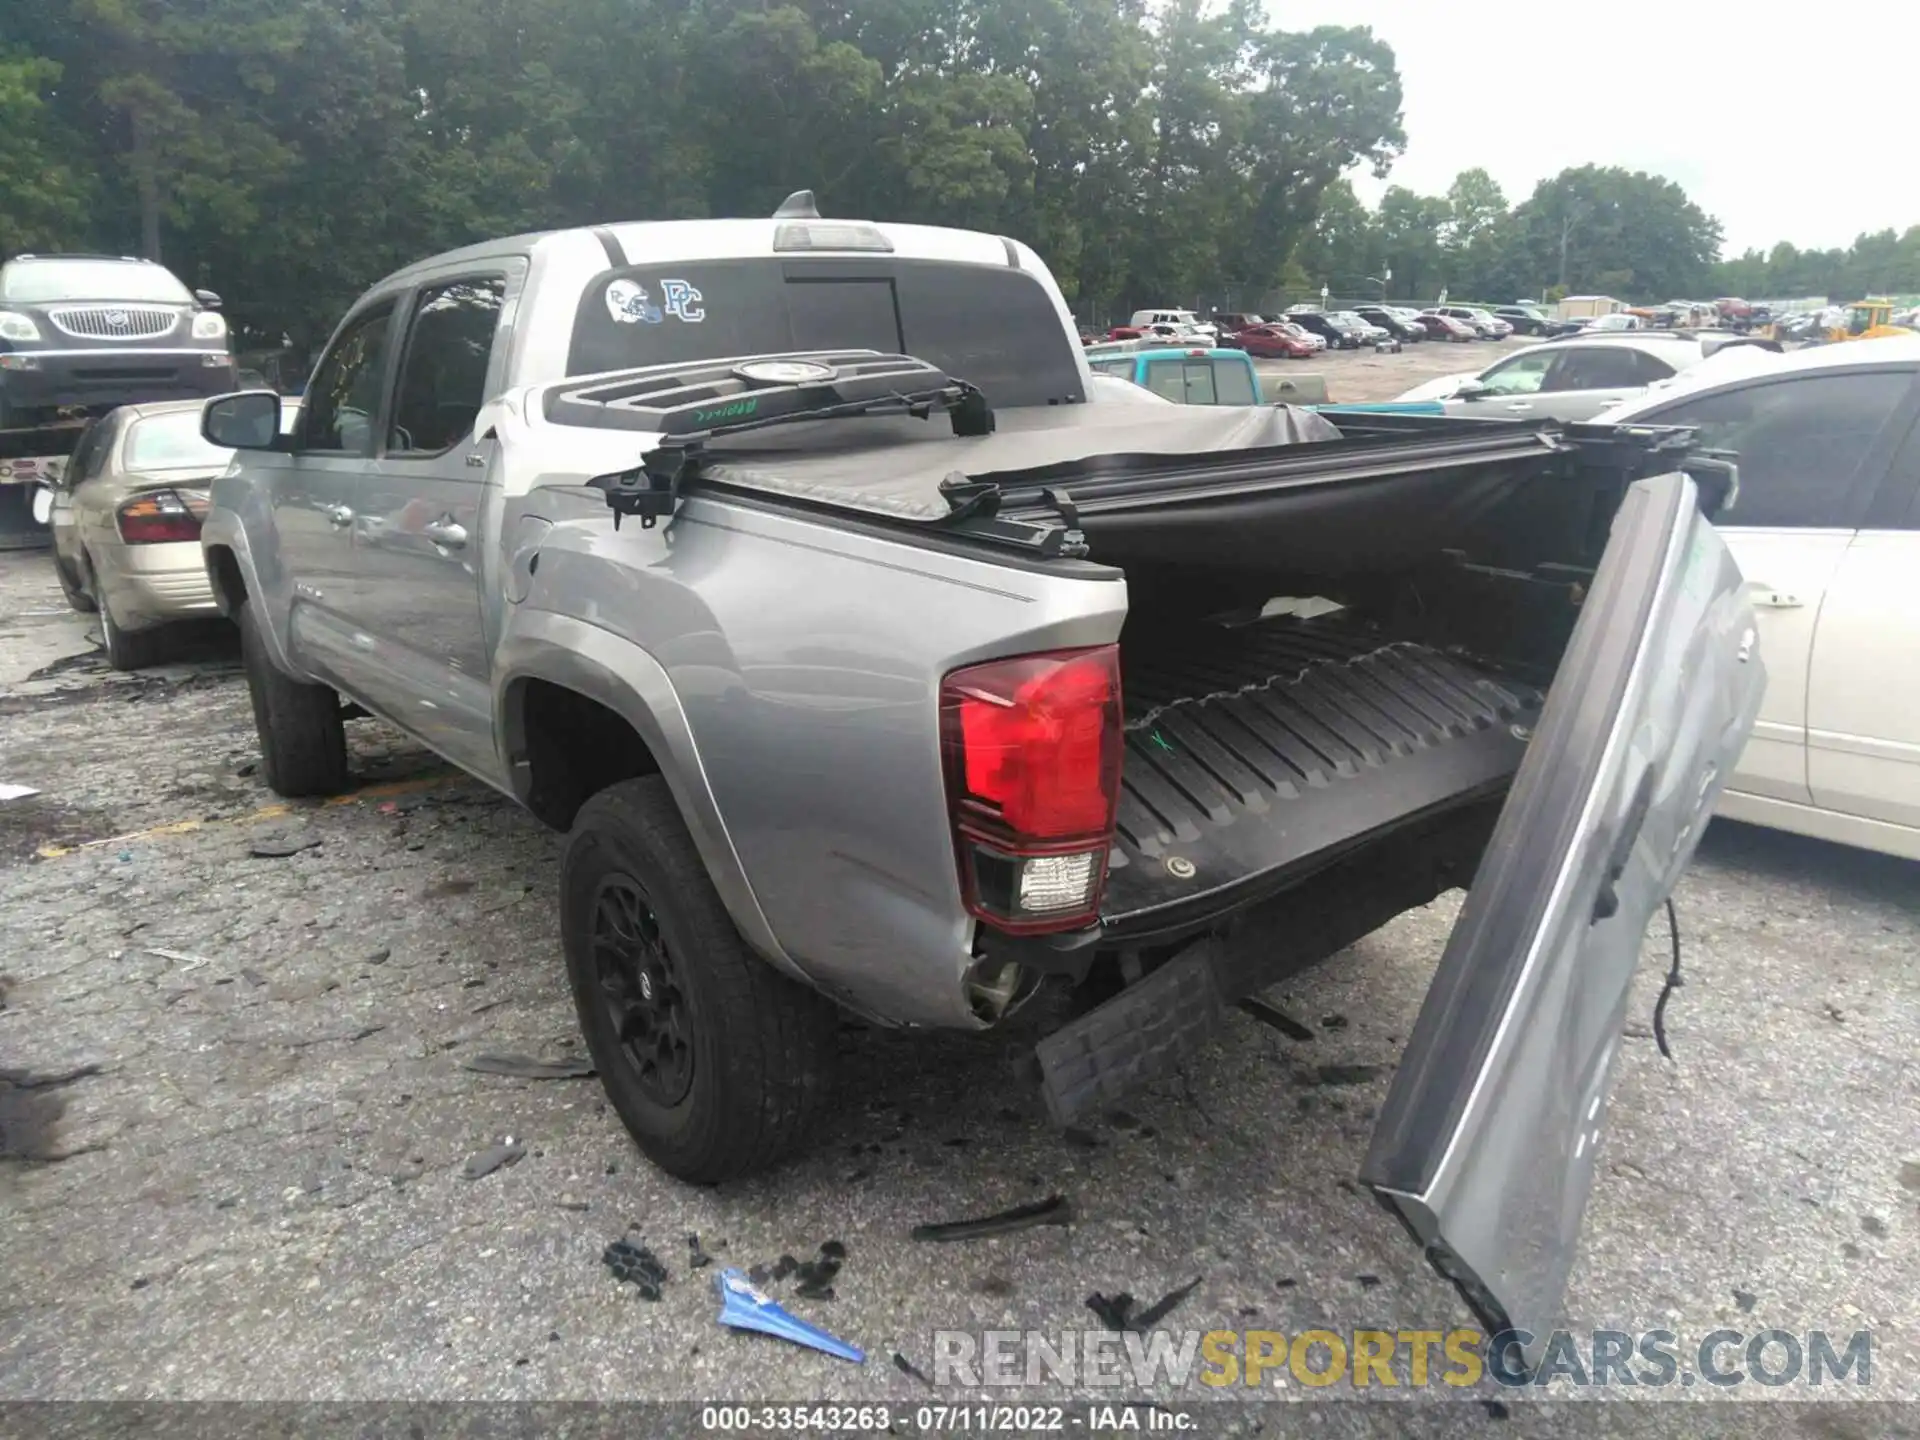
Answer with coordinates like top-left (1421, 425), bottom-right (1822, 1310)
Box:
top-left (378, 216), bottom-right (1030, 286)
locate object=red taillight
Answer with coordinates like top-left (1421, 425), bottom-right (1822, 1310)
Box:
top-left (116, 490), bottom-right (205, 545)
top-left (940, 645), bottom-right (1123, 934)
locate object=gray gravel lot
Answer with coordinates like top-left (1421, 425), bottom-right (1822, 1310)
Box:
top-left (1, 475), bottom-right (1916, 1432)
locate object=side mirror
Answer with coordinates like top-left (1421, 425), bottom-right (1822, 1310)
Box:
top-left (203, 390), bottom-right (284, 451)
top-left (1455, 381), bottom-right (1491, 401)
top-left (195, 289), bottom-right (223, 310)
top-left (30, 484), bottom-right (53, 526)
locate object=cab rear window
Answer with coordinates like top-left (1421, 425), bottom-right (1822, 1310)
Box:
top-left (566, 257), bottom-right (1085, 409)
top-left (1142, 358), bottom-right (1257, 405)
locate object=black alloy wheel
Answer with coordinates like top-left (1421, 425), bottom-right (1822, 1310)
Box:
top-left (589, 873), bottom-right (694, 1106)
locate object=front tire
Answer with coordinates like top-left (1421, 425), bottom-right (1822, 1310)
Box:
top-left (237, 596), bottom-right (349, 796)
top-left (54, 554), bottom-right (97, 613)
top-left (561, 776), bottom-right (838, 1183)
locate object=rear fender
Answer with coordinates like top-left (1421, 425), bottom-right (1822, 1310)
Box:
top-left (494, 610), bottom-right (805, 985)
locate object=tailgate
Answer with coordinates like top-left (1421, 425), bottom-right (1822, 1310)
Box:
top-left (1359, 470), bottom-right (1764, 1369)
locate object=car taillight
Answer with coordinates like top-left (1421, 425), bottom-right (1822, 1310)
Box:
top-left (116, 489), bottom-right (205, 545)
top-left (940, 645), bottom-right (1123, 935)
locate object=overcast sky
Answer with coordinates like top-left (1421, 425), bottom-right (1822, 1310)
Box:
top-left (1277, 0), bottom-right (1918, 256)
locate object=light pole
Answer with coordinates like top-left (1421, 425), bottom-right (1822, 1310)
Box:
top-left (1365, 268), bottom-right (1392, 300)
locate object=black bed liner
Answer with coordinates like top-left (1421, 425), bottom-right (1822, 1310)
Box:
top-left (1099, 616), bottom-right (1543, 935)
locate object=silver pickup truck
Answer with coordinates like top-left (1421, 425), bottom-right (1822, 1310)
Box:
top-left (197, 196), bottom-right (1763, 1360)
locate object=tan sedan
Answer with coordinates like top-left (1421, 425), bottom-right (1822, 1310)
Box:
top-left (48, 399), bottom-right (236, 669)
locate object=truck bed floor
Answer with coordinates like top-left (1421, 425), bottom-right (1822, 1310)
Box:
top-left (1102, 615), bottom-right (1542, 932)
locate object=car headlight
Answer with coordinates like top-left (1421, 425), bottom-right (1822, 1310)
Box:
top-left (0, 311), bottom-right (42, 342)
top-left (191, 311), bottom-right (228, 340)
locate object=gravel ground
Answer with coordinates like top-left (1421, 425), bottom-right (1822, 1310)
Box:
top-left (1251, 331), bottom-right (1507, 403)
top-left (1, 485), bottom-right (1917, 1434)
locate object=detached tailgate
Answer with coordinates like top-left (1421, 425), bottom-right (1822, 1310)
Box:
top-left (1360, 469), bottom-right (1765, 1368)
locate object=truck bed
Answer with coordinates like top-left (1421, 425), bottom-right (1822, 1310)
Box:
top-left (1100, 613), bottom-right (1543, 935)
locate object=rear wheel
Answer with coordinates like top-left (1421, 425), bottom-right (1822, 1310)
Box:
top-left (561, 776), bottom-right (838, 1183)
top-left (99, 596), bottom-right (167, 671)
top-left (237, 596), bottom-right (349, 796)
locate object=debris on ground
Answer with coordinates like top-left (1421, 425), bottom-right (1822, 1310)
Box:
top-left (461, 1053), bottom-right (595, 1080)
top-left (460, 1139), bottom-right (526, 1179)
top-left (248, 825), bottom-right (321, 858)
top-left (792, 1241), bottom-right (844, 1300)
top-left (892, 1351), bottom-right (934, 1386)
top-left (239, 968), bottom-right (267, 988)
top-left (1312, 1063), bottom-right (1381, 1086)
top-left (603, 1238), bottom-right (669, 1299)
top-left (1238, 996), bottom-right (1313, 1041)
top-left (0, 783), bottom-right (40, 802)
top-left (687, 1234), bottom-right (713, 1269)
top-left (910, 1194), bottom-right (1072, 1242)
top-left (715, 1269), bottom-right (863, 1363)
top-left (1086, 1275), bottom-right (1202, 1333)
top-left (148, 947), bottom-right (212, 971)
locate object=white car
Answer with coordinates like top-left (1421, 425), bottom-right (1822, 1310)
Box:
top-left (1394, 333), bottom-right (1776, 423)
top-left (1595, 336), bottom-right (1920, 860)
top-left (1128, 308), bottom-right (1217, 342)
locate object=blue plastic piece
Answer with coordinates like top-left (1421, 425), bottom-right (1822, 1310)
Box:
top-left (715, 1267), bottom-right (865, 1364)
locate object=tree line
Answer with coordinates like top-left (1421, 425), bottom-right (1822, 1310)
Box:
top-left (3, 0), bottom-right (1913, 363)
top-left (1292, 163), bottom-right (1920, 311)
top-left (0, 0), bottom-right (1404, 356)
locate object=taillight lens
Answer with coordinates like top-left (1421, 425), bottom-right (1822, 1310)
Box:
top-left (940, 645), bottom-right (1123, 934)
top-left (116, 489), bottom-right (206, 545)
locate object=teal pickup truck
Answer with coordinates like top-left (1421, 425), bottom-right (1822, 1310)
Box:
top-left (1083, 344), bottom-right (1446, 416)
top-left (1085, 345), bottom-right (1264, 405)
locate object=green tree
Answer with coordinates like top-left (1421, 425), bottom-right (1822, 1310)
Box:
top-left (1377, 185), bottom-right (1449, 301)
top-left (1504, 165), bottom-right (1722, 300)
top-left (0, 51), bottom-right (94, 256)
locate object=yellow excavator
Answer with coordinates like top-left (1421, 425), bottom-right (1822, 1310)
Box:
top-left (1825, 297), bottom-right (1910, 343)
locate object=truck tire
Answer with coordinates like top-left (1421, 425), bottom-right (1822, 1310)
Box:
top-left (99, 597), bottom-right (167, 670)
top-left (237, 597), bottom-right (349, 796)
top-left (561, 776), bottom-right (838, 1183)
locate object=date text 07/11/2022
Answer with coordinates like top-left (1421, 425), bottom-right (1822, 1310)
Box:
top-left (698, 1404), bottom-right (1195, 1432)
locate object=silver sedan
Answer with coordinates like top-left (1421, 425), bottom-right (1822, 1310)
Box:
top-left (47, 400), bottom-right (240, 668)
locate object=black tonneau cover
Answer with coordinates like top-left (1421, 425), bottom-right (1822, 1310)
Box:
top-left (696, 402), bottom-right (1344, 521)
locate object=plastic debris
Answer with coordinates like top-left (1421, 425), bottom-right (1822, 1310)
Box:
top-left (1238, 996), bottom-right (1312, 1041)
top-left (893, 1351), bottom-right (934, 1387)
top-left (249, 826), bottom-right (320, 858)
top-left (460, 1139), bottom-right (526, 1179)
top-left (603, 1238), bottom-right (668, 1299)
top-left (910, 1194), bottom-right (1072, 1243)
top-left (687, 1234), bottom-right (713, 1269)
top-left (1313, 1064), bottom-right (1381, 1087)
top-left (0, 784), bottom-right (39, 802)
top-left (148, 948), bottom-right (213, 971)
top-left (715, 1268), bottom-right (863, 1363)
top-left (462, 1053), bottom-right (595, 1080)
top-left (1087, 1275), bottom-right (1202, 1333)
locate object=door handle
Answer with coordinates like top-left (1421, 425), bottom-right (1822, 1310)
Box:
top-left (423, 519), bottom-right (468, 550)
top-left (1505, 402), bottom-right (1533, 412)
top-left (325, 504), bottom-right (354, 528)
top-left (1748, 586), bottom-right (1803, 609)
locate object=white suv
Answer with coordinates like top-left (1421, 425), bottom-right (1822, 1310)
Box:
top-left (1128, 308), bottom-right (1217, 342)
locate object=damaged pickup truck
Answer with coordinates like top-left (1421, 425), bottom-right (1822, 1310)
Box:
top-left (197, 195), bottom-right (1764, 1357)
